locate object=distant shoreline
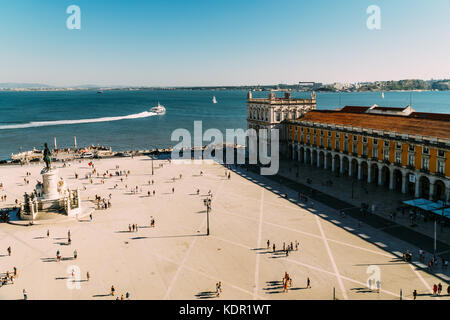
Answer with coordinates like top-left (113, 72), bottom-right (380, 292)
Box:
top-left (0, 87), bottom-right (448, 93)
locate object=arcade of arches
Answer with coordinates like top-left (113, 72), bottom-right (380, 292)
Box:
top-left (288, 143), bottom-right (450, 202)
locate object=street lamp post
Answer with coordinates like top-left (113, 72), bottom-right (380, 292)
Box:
top-left (152, 154), bottom-right (154, 176)
top-left (148, 146), bottom-right (156, 175)
top-left (203, 197), bottom-right (211, 235)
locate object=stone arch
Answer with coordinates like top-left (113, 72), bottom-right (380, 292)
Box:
top-left (361, 160), bottom-right (369, 182)
top-left (334, 154), bottom-right (341, 174)
top-left (326, 152), bottom-right (332, 171)
top-left (312, 149), bottom-right (318, 166)
top-left (393, 169), bottom-right (403, 193)
top-left (306, 148), bottom-right (311, 165)
top-left (381, 166), bottom-right (390, 188)
top-left (342, 156), bottom-right (350, 176)
top-left (299, 146), bottom-right (305, 163)
top-left (419, 175), bottom-right (430, 199)
top-left (351, 158), bottom-right (358, 178)
top-left (434, 179), bottom-right (446, 202)
top-left (370, 162), bottom-right (379, 184)
top-left (406, 172), bottom-right (416, 196)
top-left (319, 151), bottom-right (325, 168)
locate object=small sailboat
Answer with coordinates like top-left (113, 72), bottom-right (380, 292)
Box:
top-left (381, 92), bottom-right (385, 99)
top-left (212, 96), bottom-right (217, 104)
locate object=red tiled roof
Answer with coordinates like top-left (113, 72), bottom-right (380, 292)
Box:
top-left (291, 110), bottom-right (450, 140)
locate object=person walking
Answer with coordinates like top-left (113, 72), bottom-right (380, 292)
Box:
top-left (23, 289), bottom-right (28, 300)
top-left (273, 243), bottom-right (276, 253)
top-left (307, 277), bottom-right (311, 289)
top-left (267, 240), bottom-right (270, 249)
top-left (86, 271), bottom-right (90, 282)
top-left (433, 284), bottom-right (438, 296)
top-left (111, 285), bottom-right (116, 296)
top-left (7, 246), bottom-right (11, 256)
top-left (413, 289), bottom-right (417, 300)
top-left (47, 230), bottom-right (50, 238)
top-left (73, 250), bottom-right (78, 259)
top-left (438, 283), bottom-right (442, 296)
top-left (216, 282), bottom-right (220, 297)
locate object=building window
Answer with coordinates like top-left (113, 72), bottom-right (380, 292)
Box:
top-left (408, 154), bottom-right (415, 167)
top-left (395, 151), bottom-right (402, 164)
top-left (294, 129), bottom-right (297, 141)
top-left (344, 141), bottom-right (348, 152)
top-left (276, 113), bottom-right (280, 121)
top-left (373, 139), bottom-right (378, 145)
top-left (306, 135), bottom-right (310, 144)
top-left (320, 137), bottom-right (324, 147)
top-left (327, 138), bottom-right (331, 148)
top-left (300, 134), bottom-right (304, 143)
top-left (437, 159), bottom-right (445, 174)
top-left (372, 147), bottom-right (378, 159)
top-left (409, 144), bottom-right (415, 152)
top-left (423, 147), bottom-right (429, 155)
top-left (383, 149), bottom-right (389, 161)
top-left (353, 135), bottom-right (358, 142)
top-left (336, 133), bottom-right (340, 138)
top-left (396, 142), bottom-right (402, 150)
top-left (363, 145), bottom-right (368, 156)
top-left (352, 142), bottom-right (357, 154)
top-left (313, 136), bottom-right (317, 145)
top-left (422, 157), bottom-right (429, 171)
top-left (438, 150), bottom-right (445, 158)
top-left (327, 131), bottom-right (331, 137)
top-left (384, 141), bottom-right (390, 147)
top-left (335, 140), bottom-right (340, 151)
top-left (320, 130), bottom-right (324, 136)
top-left (363, 137), bottom-right (368, 143)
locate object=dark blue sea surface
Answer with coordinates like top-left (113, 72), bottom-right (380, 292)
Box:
top-left (0, 90), bottom-right (449, 160)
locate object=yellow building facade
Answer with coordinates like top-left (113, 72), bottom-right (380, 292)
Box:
top-left (285, 106), bottom-right (450, 202)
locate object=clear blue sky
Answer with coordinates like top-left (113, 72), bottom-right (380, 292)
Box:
top-left (0, 0), bottom-right (448, 86)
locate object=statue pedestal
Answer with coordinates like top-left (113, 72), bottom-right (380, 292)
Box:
top-left (40, 168), bottom-right (60, 200)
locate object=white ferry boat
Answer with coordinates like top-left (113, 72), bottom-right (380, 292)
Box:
top-left (150, 102), bottom-right (166, 115)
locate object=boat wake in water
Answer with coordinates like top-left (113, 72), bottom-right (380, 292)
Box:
top-left (0, 111), bottom-right (157, 130)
